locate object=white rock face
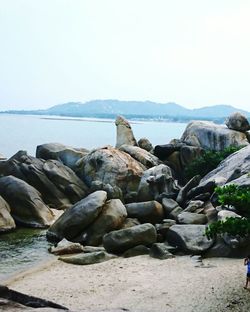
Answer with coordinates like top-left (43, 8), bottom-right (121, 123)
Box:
top-left (115, 116), bottom-right (137, 148)
top-left (181, 121), bottom-right (249, 151)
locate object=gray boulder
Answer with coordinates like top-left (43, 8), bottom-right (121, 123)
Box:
top-left (59, 251), bottom-right (116, 265)
top-left (137, 164), bottom-right (180, 202)
top-left (177, 212), bottom-right (207, 224)
top-left (125, 201), bottom-right (164, 224)
top-left (119, 144), bottom-right (161, 168)
top-left (0, 176), bottom-right (54, 228)
top-left (80, 199), bottom-right (127, 246)
top-left (76, 146), bottom-right (145, 199)
top-left (103, 223), bottom-right (157, 254)
top-left (115, 116), bottom-right (137, 148)
top-left (46, 190), bottom-right (107, 243)
top-left (225, 112), bottom-right (250, 132)
top-left (0, 195), bottom-right (15, 232)
top-left (36, 142), bottom-right (89, 170)
top-left (166, 224), bottom-right (214, 254)
top-left (181, 120), bottom-right (249, 151)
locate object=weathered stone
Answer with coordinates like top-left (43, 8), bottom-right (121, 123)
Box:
top-left (155, 220), bottom-right (176, 238)
top-left (46, 191), bottom-right (107, 243)
top-left (176, 175), bottom-right (201, 206)
top-left (90, 181), bottom-right (123, 201)
top-left (166, 224), bottom-right (214, 254)
top-left (122, 245), bottom-right (150, 258)
top-left (76, 146), bottom-right (145, 199)
top-left (149, 243), bottom-right (175, 259)
top-left (154, 143), bottom-right (183, 160)
top-left (225, 112), bottom-right (250, 132)
top-left (168, 206), bottom-right (183, 220)
top-left (202, 201), bottom-right (218, 223)
top-left (125, 201), bottom-right (164, 224)
top-left (103, 223), bottom-right (157, 254)
top-left (217, 210), bottom-right (241, 221)
top-left (48, 238), bottom-right (84, 255)
top-left (59, 251), bottom-right (116, 265)
top-left (36, 142), bottom-right (89, 170)
top-left (121, 218), bottom-right (140, 229)
top-left (119, 145), bottom-right (161, 168)
top-left (187, 180), bottom-right (216, 200)
top-left (0, 176), bottom-right (54, 228)
top-left (137, 164), bottom-right (179, 202)
top-left (115, 116), bottom-right (137, 148)
top-left (181, 120), bottom-right (249, 151)
top-left (184, 200), bottom-right (204, 212)
top-left (0, 196), bottom-right (15, 232)
top-left (161, 198), bottom-right (180, 215)
top-left (81, 199), bottom-right (127, 246)
top-left (138, 138), bottom-right (153, 152)
top-left (177, 212), bottom-right (207, 224)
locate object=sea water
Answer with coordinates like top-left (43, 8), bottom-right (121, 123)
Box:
top-left (0, 114), bottom-right (187, 280)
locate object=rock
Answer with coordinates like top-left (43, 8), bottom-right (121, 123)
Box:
top-left (137, 164), bottom-right (180, 202)
top-left (225, 112), bottom-right (250, 132)
top-left (179, 145), bottom-right (204, 170)
top-left (177, 212), bottom-right (207, 224)
top-left (227, 173), bottom-right (250, 188)
top-left (184, 200), bottom-right (204, 212)
top-left (46, 190), bottom-right (107, 243)
top-left (0, 153), bottom-right (6, 161)
top-left (149, 243), bottom-right (175, 259)
top-left (176, 175), bottom-right (201, 206)
top-left (125, 201), bottom-right (164, 224)
top-left (202, 201), bottom-right (218, 223)
top-left (201, 145), bottom-right (250, 184)
top-left (103, 223), bottom-right (157, 254)
top-left (119, 145), bottom-right (161, 168)
top-left (217, 210), bottom-right (241, 221)
top-left (166, 224), bottom-right (214, 254)
top-left (121, 218), bottom-right (140, 229)
top-left (0, 151), bottom-right (88, 209)
top-left (48, 239), bottom-right (84, 255)
top-left (204, 237), bottom-right (232, 257)
top-left (59, 251), bottom-right (116, 265)
top-left (82, 246), bottom-right (105, 253)
top-left (181, 120), bottom-right (249, 151)
top-left (138, 138), bottom-right (153, 152)
top-left (168, 206), bottom-right (183, 220)
top-left (76, 146), bottom-right (145, 199)
top-left (154, 143), bottom-right (183, 160)
top-left (80, 199), bottom-right (127, 246)
top-left (0, 196), bottom-right (15, 232)
top-left (122, 245), bottom-right (150, 258)
top-left (36, 142), bottom-right (89, 170)
top-left (0, 176), bottom-right (54, 228)
top-left (161, 198), bottom-right (180, 215)
top-left (187, 180), bottom-right (216, 200)
top-left (115, 116), bottom-right (137, 148)
top-left (155, 220), bottom-right (176, 238)
top-left (90, 181), bottom-right (123, 200)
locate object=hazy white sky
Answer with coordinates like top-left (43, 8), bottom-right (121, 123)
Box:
top-left (0, 0), bottom-right (250, 110)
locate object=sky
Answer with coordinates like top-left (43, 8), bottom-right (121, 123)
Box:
top-left (0, 0), bottom-right (250, 111)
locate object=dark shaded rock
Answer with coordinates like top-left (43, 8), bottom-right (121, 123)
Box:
top-left (59, 251), bottom-right (116, 265)
top-left (176, 175), bottom-right (201, 206)
top-left (46, 191), bottom-right (107, 243)
top-left (155, 220), bottom-right (176, 239)
top-left (103, 223), bottom-right (157, 254)
top-left (0, 195), bottom-right (15, 232)
top-left (121, 218), bottom-right (141, 229)
top-left (162, 198), bottom-right (180, 216)
top-left (149, 243), bottom-right (175, 259)
top-left (225, 112), bottom-right (250, 132)
top-left (187, 180), bottom-right (216, 200)
top-left (154, 143), bottom-right (183, 160)
top-left (125, 201), bottom-right (164, 224)
top-left (169, 206), bottom-right (183, 220)
top-left (122, 245), bottom-right (150, 258)
top-left (0, 176), bottom-right (54, 228)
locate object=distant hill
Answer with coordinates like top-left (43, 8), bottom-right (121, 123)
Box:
top-left (2, 100), bottom-right (250, 122)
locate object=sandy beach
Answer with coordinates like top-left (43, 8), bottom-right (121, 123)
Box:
top-left (3, 255), bottom-right (250, 312)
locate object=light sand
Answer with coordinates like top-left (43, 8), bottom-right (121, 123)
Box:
top-left (4, 256), bottom-right (250, 312)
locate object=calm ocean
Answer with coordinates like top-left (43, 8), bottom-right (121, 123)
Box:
top-left (0, 114), bottom-right (187, 158)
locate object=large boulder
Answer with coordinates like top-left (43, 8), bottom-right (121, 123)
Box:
top-left (0, 151), bottom-right (88, 209)
top-left (80, 199), bottom-right (127, 246)
top-left (103, 223), bottom-right (157, 254)
top-left (166, 224), bottom-right (214, 254)
top-left (0, 195), bottom-right (15, 232)
top-left (137, 164), bottom-right (180, 202)
top-left (0, 176), bottom-right (54, 228)
top-left (46, 190), bottom-right (107, 243)
top-left (76, 146), bottom-right (145, 199)
top-left (36, 142), bottom-right (89, 170)
top-left (225, 112), bottom-right (250, 132)
top-left (115, 116), bottom-right (137, 148)
top-left (125, 201), bottom-right (164, 224)
top-left (119, 145), bottom-right (161, 168)
top-left (201, 145), bottom-right (250, 185)
top-left (181, 121), bottom-right (249, 151)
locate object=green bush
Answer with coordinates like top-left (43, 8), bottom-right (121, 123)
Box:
top-left (184, 146), bottom-right (242, 181)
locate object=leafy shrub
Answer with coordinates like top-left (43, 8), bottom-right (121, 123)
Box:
top-left (184, 146), bottom-right (243, 180)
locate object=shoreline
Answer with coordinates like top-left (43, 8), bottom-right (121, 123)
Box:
top-left (4, 255), bottom-right (250, 312)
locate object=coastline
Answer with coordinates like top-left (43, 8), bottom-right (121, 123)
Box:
top-left (4, 255), bottom-right (250, 312)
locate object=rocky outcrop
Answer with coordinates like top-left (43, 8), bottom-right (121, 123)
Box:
top-left (119, 145), bottom-right (161, 168)
top-left (137, 164), bottom-right (180, 202)
top-left (125, 201), bottom-right (164, 224)
top-left (76, 146), bottom-right (145, 200)
top-left (181, 121), bottom-right (249, 151)
top-left (0, 196), bottom-right (15, 232)
top-left (225, 112), bottom-right (250, 132)
top-left (47, 191), bottom-right (107, 243)
top-left (36, 142), bottom-right (89, 170)
top-left (0, 151), bottom-right (88, 209)
top-left (115, 116), bottom-right (137, 148)
top-left (166, 224), bottom-right (214, 254)
top-left (0, 176), bottom-right (54, 228)
top-left (103, 223), bottom-right (157, 254)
